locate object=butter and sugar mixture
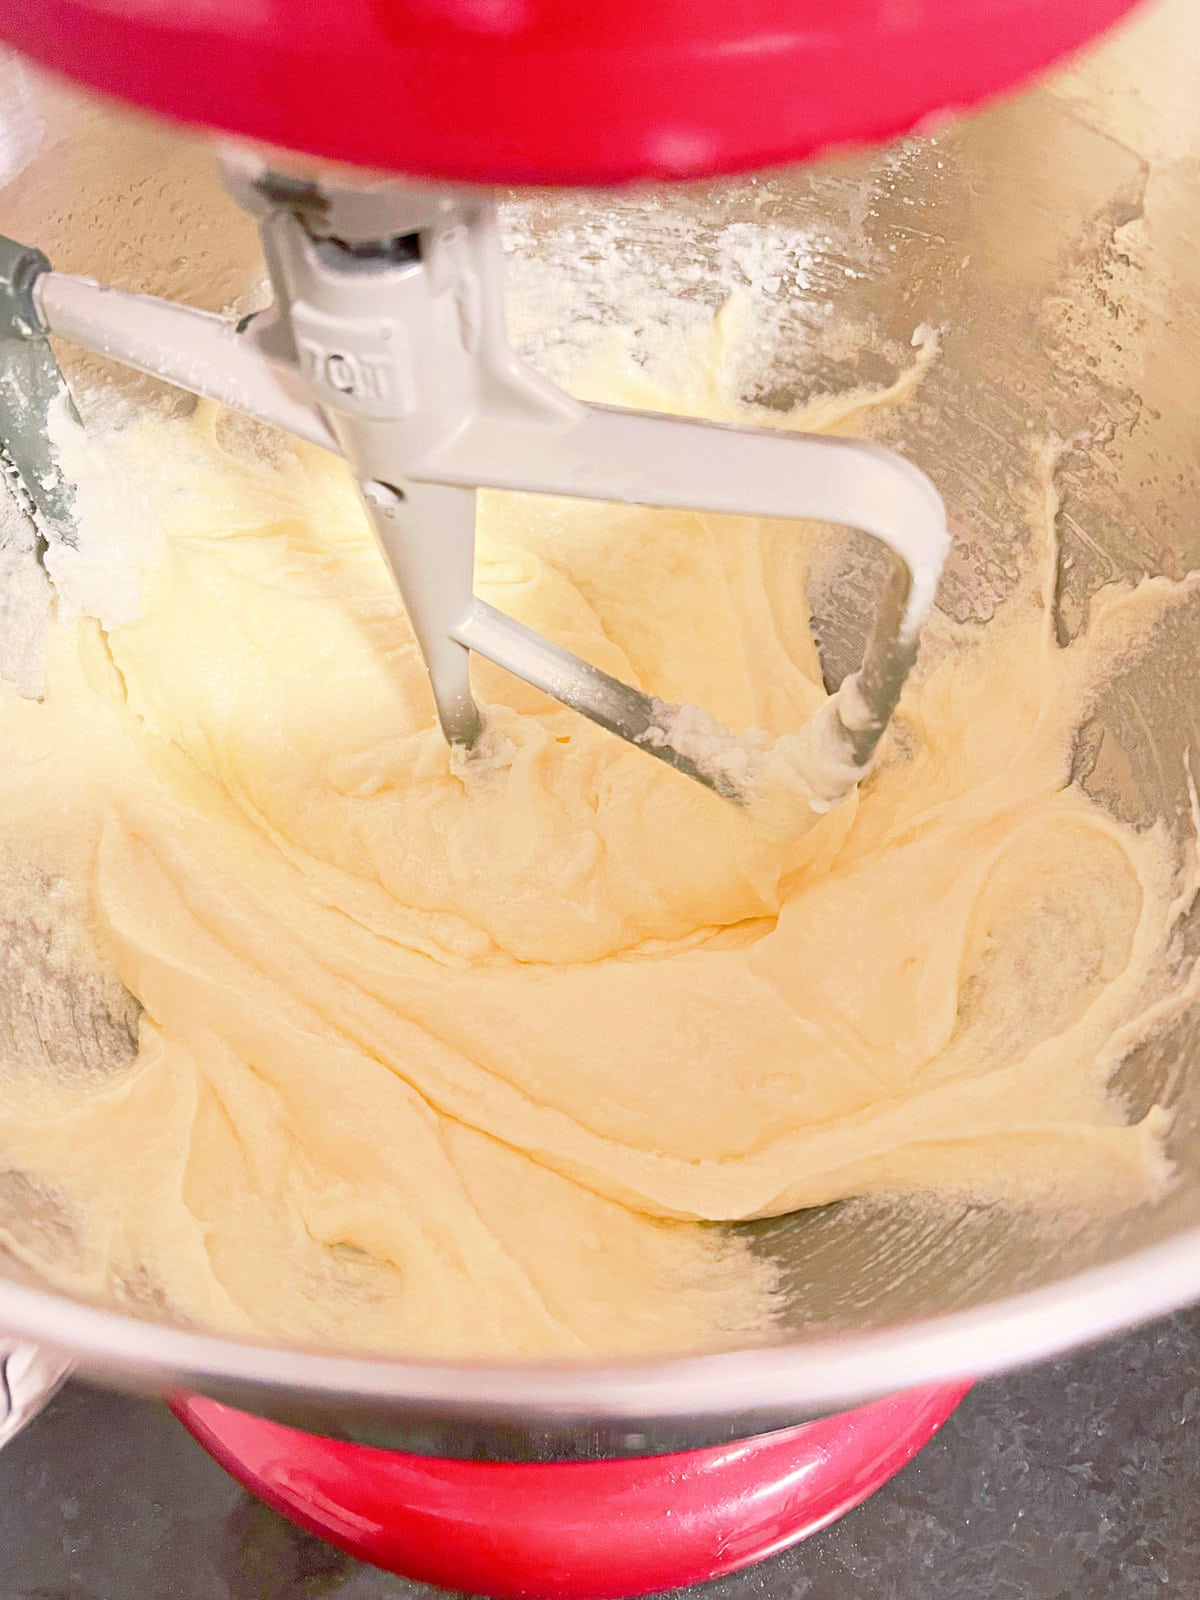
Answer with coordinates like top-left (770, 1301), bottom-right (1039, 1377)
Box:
top-left (0, 314), bottom-right (1192, 1358)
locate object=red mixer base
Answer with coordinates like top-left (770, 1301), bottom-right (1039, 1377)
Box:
top-left (172, 1383), bottom-right (969, 1598)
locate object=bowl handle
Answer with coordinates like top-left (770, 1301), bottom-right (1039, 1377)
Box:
top-left (0, 1342), bottom-right (72, 1448)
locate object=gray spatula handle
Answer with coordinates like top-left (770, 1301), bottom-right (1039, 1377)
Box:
top-left (0, 1342), bottom-right (72, 1449)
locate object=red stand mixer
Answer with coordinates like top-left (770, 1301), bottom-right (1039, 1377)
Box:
top-left (0, 1), bottom-right (1156, 1593)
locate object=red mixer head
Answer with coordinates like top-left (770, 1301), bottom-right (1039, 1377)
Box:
top-left (0, 0), bottom-right (1143, 183)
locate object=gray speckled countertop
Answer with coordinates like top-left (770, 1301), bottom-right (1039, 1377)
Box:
top-left (2, 1308), bottom-right (1198, 1600)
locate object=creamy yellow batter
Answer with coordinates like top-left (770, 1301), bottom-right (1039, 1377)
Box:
top-left (0, 321), bottom-right (1191, 1358)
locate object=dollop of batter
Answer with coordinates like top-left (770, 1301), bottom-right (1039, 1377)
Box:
top-left (0, 323), bottom-right (1192, 1358)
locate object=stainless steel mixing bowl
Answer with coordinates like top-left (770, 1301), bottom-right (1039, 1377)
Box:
top-left (2, 0), bottom-right (1200, 1460)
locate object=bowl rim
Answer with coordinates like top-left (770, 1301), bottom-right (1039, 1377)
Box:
top-left (3, 1218), bottom-right (1199, 1428)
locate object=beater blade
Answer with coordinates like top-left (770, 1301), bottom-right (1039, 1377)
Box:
top-left (0, 166), bottom-right (949, 811)
top-left (0, 238), bottom-right (77, 552)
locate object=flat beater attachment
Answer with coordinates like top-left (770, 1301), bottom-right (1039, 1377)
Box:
top-left (0, 157), bottom-right (948, 811)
